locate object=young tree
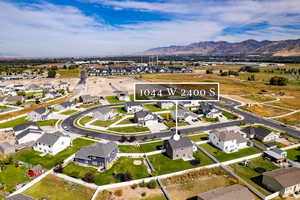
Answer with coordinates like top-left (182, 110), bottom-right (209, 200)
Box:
top-left (83, 172), bottom-right (95, 183)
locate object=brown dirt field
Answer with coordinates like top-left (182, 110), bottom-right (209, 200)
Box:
top-left (239, 104), bottom-right (291, 118)
top-left (276, 111), bottom-right (300, 127)
top-left (95, 185), bottom-right (165, 200)
top-left (223, 95), bottom-right (257, 104)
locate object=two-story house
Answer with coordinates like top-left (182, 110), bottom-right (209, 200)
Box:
top-left (124, 102), bottom-right (143, 113)
top-left (164, 134), bottom-right (194, 160)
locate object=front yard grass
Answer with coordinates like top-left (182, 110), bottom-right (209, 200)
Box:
top-left (108, 126), bottom-right (149, 133)
top-left (23, 174), bottom-right (95, 200)
top-left (221, 110), bottom-right (238, 120)
top-left (91, 116), bottom-right (122, 127)
top-left (36, 119), bottom-right (59, 126)
top-left (15, 138), bottom-right (95, 169)
top-left (119, 145), bottom-right (143, 153)
top-left (200, 143), bottom-right (261, 162)
top-left (117, 117), bottom-right (135, 125)
top-left (140, 141), bottom-right (164, 152)
top-left (60, 110), bottom-right (78, 115)
top-left (148, 151), bottom-right (214, 175)
top-left (113, 106), bottom-right (128, 114)
top-left (63, 157), bottom-right (149, 186)
top-left (144, 104), bottom-right (166, 112)
top-left (229, 157), bottom-right (279, 195)
top-left (78, 116), bottom-right (93, 125)
top-left (0, 116), bottom-right (29, 129)
top-left (105, 96), bottom-right (125, 104)
top-left (187, 134), bottom-right (208, 142)
top-left (0, 106), bottom-right (10, 110)
top-left (0, 165), bottom-right (30, 193)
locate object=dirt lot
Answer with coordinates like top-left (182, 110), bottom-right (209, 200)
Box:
top-left (239, 104), bottom-right (291, 118)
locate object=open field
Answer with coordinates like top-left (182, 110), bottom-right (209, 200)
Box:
top-left (241, 94), bottom-right (276, 102)
top-left (15, 138), bottom-right (95, 169)
top-left (63, 157), bottom-right (149, 186)
top-left (200, 143), bottom-right (261, 162)
top-left (239, 104), bottom-right (290, 118)
top-left (276, 111), bottom-right (300, 126)
top-left (229, 157), bottom-right (279, 195)
top-left (23, 174), bottom-right (95, 200)
top-left (148, 151), bottom-right (214, 175)
top-left (58, 69), bottom-right (81, 78)
top-left (162, 167), bottom-right (238, 200)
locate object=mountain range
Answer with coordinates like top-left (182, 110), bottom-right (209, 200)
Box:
top-left (144, 39), bottom-right (300, 56)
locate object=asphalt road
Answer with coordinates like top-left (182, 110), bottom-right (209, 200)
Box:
top-left (61, 97), bottom-right (300, 142)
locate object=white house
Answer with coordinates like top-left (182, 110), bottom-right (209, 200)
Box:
top-left (179, 101), bottom-right (199, 108)
top-left (209, 129), bottom-right (248, 153)
top-left (13, 123), bottom-right (44, 145)
top-left (157, 101), bottom-right (174, 109)
top-left (53, 102), bottom-right (73, 111)
top-left (33, 131), bottom-right (71, 155)
top-left (125, 102), bottom-right (143, 113)
top-left (93, 107), bottom-right (117, 121)
top-left (27, 107), bottom-right (50, 122)
top-left (171, 109), bottom-right (198, 124)
top-left (115, 91), bottom-right (130, 101)
top-left (134, 111), bottom-right (158, 126)
top-left (58, 82), bottom-right (69, 90)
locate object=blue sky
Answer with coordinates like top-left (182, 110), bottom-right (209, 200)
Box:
top-left (1, 0), bottom-right (300, 57)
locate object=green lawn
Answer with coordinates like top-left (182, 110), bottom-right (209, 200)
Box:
top-left (200, 144), bottom-right (261, 162)
top-left (287, 147), bottom-right (300, 162)
top-left (108, 126), bottom-right (149, 133)
top-left (60, 110), bottom-right (78, 115)
top-left (0, 165), bottom-right (30, 193)
top-left (78, 116), bottom-right (93, 125)
top-left (23, 174), bottom-right (95, 200)
top-left (230, 157), bottom-right (279, 195)
top-left (119, 145), bottom-right (143, 153)
top-left (58, 69), bottom-right (81, 78)
top-left (148, 151), bottom-right (214, 175)
top-left (79, 103), bottom-right (100, 109)
top-left (221, 110), bottom-right (238, 120)
top-left (202, 117), bottom-right (219, 122)
top-left (0, 106), bottom-right (10, 110)
top-left (63, 157), bottom-right (149, 186)
top-left (36, 119), bottom-right (59, 126)
top-left (187, 133), bottom-right (208, 142)
top-left (15, 138), bottom-right (95, 169)
top-left (144, 104), bottom-right (166, 112)
top-left (117, 117), bottom-right (135, 125)
top-left (0, 116), bottom-right (29, 129)
top-left (91, 116), bottom-right (122, 127)
top-left (105, 96), bottom-right (125, 104)
top-left (140, 141), bottom-right (164, 152)
top-left (242, 94), bottom-right (275, 102)
top-left (113, 106), bottom-right (128, 114)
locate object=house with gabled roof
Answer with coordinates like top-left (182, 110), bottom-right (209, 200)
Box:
top-left (134, 110), bottom-right (158, 126)
top-left (115, 90), bottom-right (130, 101)
top-left (33, 131), bottom-right (71, 155)
top-left (242, 126), bottom-right (279, 142)
top-left (14, 123), bottom-right (44, 145)
top-left (27, 107), bottom-right (50, 122)
top-left (124, 102), bottom-right (143, 113)
top-left (93, 107), bottom-right (117, 121)
top-left (79, 95), bottom-right (99, 104)
top-left (171, 109), bottom-right (198, 124)
top-left (53, 101), bottom-right (73, 111)
top-left (165, 134), bottom-right (194, 160)
top-left (157, 101), bottom-right (174, 109)
top-left (74, 142), bottom-right (118, 170)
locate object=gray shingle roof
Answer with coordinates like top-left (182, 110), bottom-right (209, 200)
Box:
top-left (5, 194), bottom-right (35, 200)
top-left (212, 129), bottom-right (247, 143)
top-left (94, 107), bottom-right (113, 115)
top-left (16, 128), bottom-right (43, 140)
top-left (33, 107), bottom-right (48, 115)
top-left (263, 167), bottom-right (300, 188)
top-left (75, 142), bottom-right (118, 160)
top-left (35, 131), bottom-right (67, 146)
top-left (125, 102), bottom-right (141, 107)
top-left (13, 122), bottom-right (37, 132)
top-left (242, 126), bottom-right (272, 138)
top-left (59, 102), bottom-right (73, 108)
top-left (167, 136), bottom-right (193, 150)
top-left (0, 142), bottom-right (14, 150)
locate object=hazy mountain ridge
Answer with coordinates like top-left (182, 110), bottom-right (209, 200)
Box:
top-left (144, 39), bottom-right (300, 56)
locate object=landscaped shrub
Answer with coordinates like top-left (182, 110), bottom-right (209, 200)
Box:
top-left (131, 184), bottom-right (138, 189)
top-left (146, 180), bottom-right (157, 189)
top-left (83, 172), bottom-right (95, 183)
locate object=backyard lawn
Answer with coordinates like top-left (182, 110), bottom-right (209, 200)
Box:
top-left (105, 96), bottom-right (125, 104)
top-left (140, 141), bottom-right (164, 152)
top-left (36, 119), bottom-right (59, 126)
top-left (0, 106), bottom-right (10, 110)
top-left (91, 116), bottom-right (122, 127)
top-left (63, 157), bottom-right (149, 185)
top-left (0, 165), bottom-right (30, 193)
top-left (108, 126), bottom-right (149, 133)
top-left (119, 145), bottom-right (143, 153)
top-left (287, 147), bottom-right (300, 162)
top-left (23, 174), bottom-right (95, 200)
top-left (60, 110), bottom-right (78, 115)
top-left (200, 143), bottom-right (261, 162)
top-left (0, 116), bottom-right (29, 129)
top-left (229, 157), bottom-right (279, 195)
top-left (148, 151), bottom-right (214, 175)
top-left (15, 138), bottom-right (95, 169)
top-left (78, 116), bottom-right (93, 125)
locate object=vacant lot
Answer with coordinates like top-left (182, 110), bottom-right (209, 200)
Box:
top-left (242, 94), bottom-right (276, 102)
top-left (200, 143), bottom-right (261, 162)
top-left (148, 151), bottom-right (214, 175)
top-left (15, 138), bottom-right (95, 169)
top-left (162, 167), bottom-right (238, 200)
top-left (276, 112), bottom-right (300, 126)
top-left (63, 157), bottom-right (149, 186)
top-left (23, 174), bottom-right (95, 200)
top-left (239, 104), bottom-right (290, 118)
top-left (229, 157), bottom-right (279, 195)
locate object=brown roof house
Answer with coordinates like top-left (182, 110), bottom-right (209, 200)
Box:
top-left (197, 184), bottom-right (256, 200)
top-left (262, 167), bottom-right (300, 197)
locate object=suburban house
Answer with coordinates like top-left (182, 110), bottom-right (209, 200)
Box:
top-left (0, 142), bottom-right (15, 156)
top-left (74, 142), bottom-right (118, 170)
top-left (27, 84), bottom-right (41, 92)
top-left (134, 110), bottom-right (158, 126)
top-left (242, 126), bottom-right (279, 142)
top-left (179, 101), bottom-right (199, 108)
top-left (197, 184), bottom-right (256, 200)
top-left (58, 82), bottom-right (69, 90)
top-left (93, 107), bottom-right (117, 121)
top-left (198, 103), bottom-right (222, 118)
top-left (5, 194), bottom-right (36, 200)
top-left (115, 91), bottom-right (130, 101)
top-left (263, 146), bottom-right (287, 163)
top-left (209, 129), bottom-right (248, 153)
top-left (262, 167), bottom-right (300, 197)
top-left (33, 131), bottom-right (71, 155)
top-left (171, 109), bottom-right (198, 124)
top-left (27, 107), bottom-right (50, 122)
top-left (14, 126), bottom-right (44, 145)
top-left (124, 102), bottom-right (143, 113)
top-left (79, 95), bottom-right (100, 104)
top-left (41, 83), bottom-right (53, 89)
top-left (13, 84), bottom-right (25, 91)
top-left (44, 91), bottom-right (61, 99)
top-left (5, 95), bottom-right (24, 105)
top-left (164, 134), bottom-right (194, 160)
top-left (53, 101), bottom-right (73, 111)
top-left (157, 101), bottom-right (174, 109)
